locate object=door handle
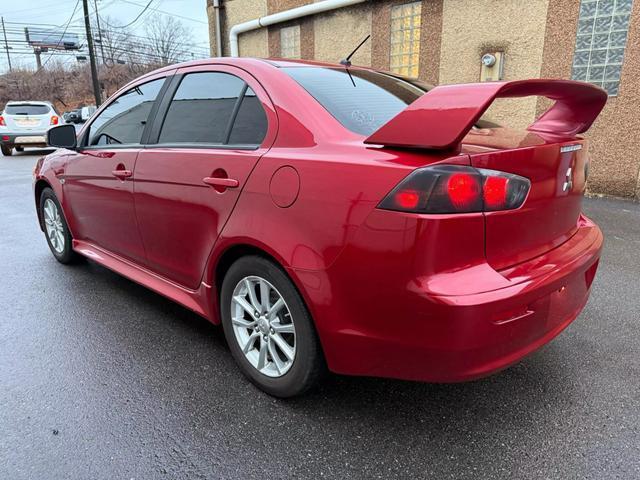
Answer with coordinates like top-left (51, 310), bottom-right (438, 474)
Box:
top-left (112, 169), bottom-right (133, 180)
top-left (203, 177), bottom-right (239, 189)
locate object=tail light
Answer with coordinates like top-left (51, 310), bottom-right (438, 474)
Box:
top-left (378, 165), bottom-right (530, 214)
top-left (50, 116), bottom-right (59, 125)
top-left (0, 116), bottom-right (5, 126)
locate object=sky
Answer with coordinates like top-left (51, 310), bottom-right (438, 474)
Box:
top-left (0, 0), bottom-right (211, 73)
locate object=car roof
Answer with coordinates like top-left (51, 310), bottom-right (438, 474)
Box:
top-left (258, 58), bottom-right (356, 68)
top-left (137, 56), bottom-right (376, 80)
top-left (6, 101), bottom-right (52, 106)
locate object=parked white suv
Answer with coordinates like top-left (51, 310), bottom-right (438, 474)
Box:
top-left (0, 101), bottom-right (60, 156)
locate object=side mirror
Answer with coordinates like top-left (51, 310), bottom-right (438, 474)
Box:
top-left (47, 124), bottom-right (78, 150)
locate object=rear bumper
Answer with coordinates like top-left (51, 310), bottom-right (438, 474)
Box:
top-left (301, 214), bottom-right (602, 383)
top-left (0, 132), bottom-right (48, 146)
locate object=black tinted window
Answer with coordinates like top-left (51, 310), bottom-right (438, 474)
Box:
top-left (5, 104), bottom-right (50, 115)
top-left (228, 87), bottom-right (268, 145)
top-left (159, 72), bottom-right (245, 144)
top-left (282, 67), bottom-right (429, 136)
top-left (88, 78), bottom-right (164, 146)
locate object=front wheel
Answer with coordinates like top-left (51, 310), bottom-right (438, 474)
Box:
top-left (39, 188), bottom-right (79, 264)
top-left (220, 256), bottom-right (325, 397)
top-left (1, 145), bottom-right (12, 156)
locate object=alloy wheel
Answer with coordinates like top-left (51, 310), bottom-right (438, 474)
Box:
top-left (43, 198), bottom-right (65, 254)
top-left (230, 276), bottom-right (296, 377)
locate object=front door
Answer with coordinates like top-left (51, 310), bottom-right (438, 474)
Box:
top-left (133, 66), bottom-right (276, 289)
top-left (62, 76), bottom-right (168, 263)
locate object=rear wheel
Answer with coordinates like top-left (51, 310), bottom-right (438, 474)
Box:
top-left (220, 256), bottom-right (325, 397)
top-left (39, 188), bottom-right (79, 264)
top-left (1, 145), bottom-right (12, 156)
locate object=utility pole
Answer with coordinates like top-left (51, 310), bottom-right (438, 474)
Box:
top-left (1, 17), bottom-right (11, 71)
top-left (93, 0), bottom-right (106, 64)
top-left (34, 49), bottom-right (42, 69)
top-left (83, 0), bottom-right (102, 106)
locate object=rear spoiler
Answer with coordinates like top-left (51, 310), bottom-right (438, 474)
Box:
top-left (364, 79), bottom-right (607, 150)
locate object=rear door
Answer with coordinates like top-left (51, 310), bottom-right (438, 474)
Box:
top-left (469, 138), bottom-right (588, 270)
top-left (133, 65), bottom-right (277, 289)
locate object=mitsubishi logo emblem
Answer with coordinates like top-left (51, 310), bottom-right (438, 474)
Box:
top-left (563, 167), bottom-right (573, 192)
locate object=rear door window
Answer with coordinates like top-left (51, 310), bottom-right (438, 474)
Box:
top-left (87, 78), bottom-right (165, 146)
top-left (228, 87), bottom-right (268, 145)
top-left (159, 72), bottom-right (244, 144)
top-left (158, 72), bottom-right (268, 146)
top-left (5, 104), bottom-right (50, 115)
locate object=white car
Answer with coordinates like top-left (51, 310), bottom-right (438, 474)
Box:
top-left (0, 101), bottom-right (60, 156)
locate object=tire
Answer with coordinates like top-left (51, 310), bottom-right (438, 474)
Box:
top-left (1, 145), bottom-right (12, 156)
top-left (39, 188), bottom-right (80, 264)
top-left (220, 255), bottom-right (325, 397)
top-left (15, 146), bottom-right (24, 152)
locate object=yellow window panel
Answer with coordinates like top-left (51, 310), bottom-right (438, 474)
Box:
top-left (389, 2), bottom-right (422, 77)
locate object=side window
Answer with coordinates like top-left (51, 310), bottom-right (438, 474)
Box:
top-left (228, 87), bottom-right (268, 145)
top-left (571, 0), bottom-right (633, 96)
top-left (87, 78), bottom-right (164, 146)
top-left (158, 72), bottom-right (244, 144)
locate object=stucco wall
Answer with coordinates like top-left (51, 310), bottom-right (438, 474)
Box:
top-left (439, 0), bottom-right (549, 129)
top-left (221, 0), bottom-right (269, 57)
top-left (313, 4), bottom-right (373, 66)
top-left (539, 0), bottom-right (640, 198)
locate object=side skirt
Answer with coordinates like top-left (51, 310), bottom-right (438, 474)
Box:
top-left (72, 240), bottom-right (219, 323)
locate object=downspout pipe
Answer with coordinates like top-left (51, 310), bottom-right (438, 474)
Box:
top-left (229, 0), bottom-right (367, 57)
top-left (213, 0), bottom-right (223, 57)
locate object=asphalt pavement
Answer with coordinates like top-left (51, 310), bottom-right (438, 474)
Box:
top-left (1, 150), bottom-right (639, 480)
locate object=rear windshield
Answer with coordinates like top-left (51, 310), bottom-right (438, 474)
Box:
top-left (282, 67), bottom-right (430, 136)
top-left (4, 104), bottom-right (50, 115)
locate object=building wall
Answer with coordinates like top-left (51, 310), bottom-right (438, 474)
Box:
top-left (214, 0), bottom-right (269, 57)
top-left (205, 0), bottom-right (640, 198)
top-left (314, 4), bottom-right (373, 65)
top-left (206, 2), bottom-right (219, 56)
top-left (440, 0), bottom-right (549, 129)
top-left (371, 0), bottom-right (443, 84)
top-left (540, 0), bottom-right (640, 199)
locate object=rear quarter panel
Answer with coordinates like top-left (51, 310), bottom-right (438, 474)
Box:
top-left (213, 143), bottom-right (471, 273)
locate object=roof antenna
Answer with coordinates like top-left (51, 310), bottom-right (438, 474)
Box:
top-left (340, 34), bottom-right (370, 68)
top-left (340, 34), bottom-right (370, 87)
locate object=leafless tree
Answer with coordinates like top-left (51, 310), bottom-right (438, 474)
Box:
top-left (94, 15), bottom-right (133, 66)
top-left (144, 14), bottom-right (194, 65)
top-left (0, 60), bottom-right (158, 113)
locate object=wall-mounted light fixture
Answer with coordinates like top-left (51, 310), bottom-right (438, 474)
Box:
top-left (480, 51), bottom-right (504, 82)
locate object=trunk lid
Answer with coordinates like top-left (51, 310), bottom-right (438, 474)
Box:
top-left (5, 114), bottom-right (48, 130)
top-left (3, 103), bottom-right (52, 131)
top-left (466, 128), bottom-right (588, 270)
top-left (363, 79), bottom-right (606, 271)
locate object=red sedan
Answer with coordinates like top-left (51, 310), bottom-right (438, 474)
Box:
top-left (35, 58), bottom-right (605, 397)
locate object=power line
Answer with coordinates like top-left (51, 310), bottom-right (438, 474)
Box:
top-left (0, 10), bottom-right (208, 73)
top-left (118, 0), bottom-right (207, 25)
top-left (111, 0), bottom-right (155, 29)
top-left (35, 0), bottom-right (83, 72)
top-left (0, 1), bottom-right (77, 16)
top-left (3, 21), bottom-right (210, 54)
